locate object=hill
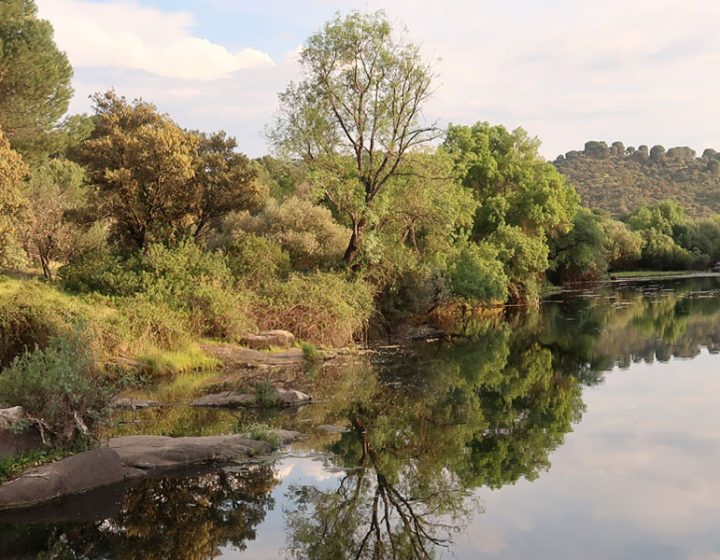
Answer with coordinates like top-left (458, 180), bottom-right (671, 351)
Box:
top-left (553, 141), bottom-right (720, 217)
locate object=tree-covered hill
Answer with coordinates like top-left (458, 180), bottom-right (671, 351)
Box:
top-left (554, 141), bottom-right (720, 217)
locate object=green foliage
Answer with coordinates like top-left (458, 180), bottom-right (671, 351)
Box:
top-left (444, 122), bottom-right (578, 239)
top-left (223, 233), bottom-right (291, 287)
top-left (270, 11), bottom-right (438, 267)
top-left (489, 225), bottom-right (549, 303)
top-left (0, 332), bottom-right (110, 443)
top-left (637, 229), bottom-right (694, 270)
top-left (449, 242), bottom-right (508, 302)
top-left (228, 196), bottom-right (349, 270)
top-left (60, 248), bottom-right (143, 296)
top-left (550, 208), bottom-right (609, 282)
top-left (139, 242), bottom-right (255, 340)
top-left (21, 158), bottom-right (88, 278)
top-left (0, 130), bottom-right (29, 267)
top-left (255, 272), bottom-right (374, 346)
top-left (0, 0), bottom-right (73, 161)
top-left (603, 219), bottom-right (643, 271)
top-left (74, 92), bottom-right (263, 251)
top-left (555, 140), bottom-right (720, 217)
top-left (627, 199), bottom-right (687, 238)
top-left (253, 381), bottom-right (279, 408)
top-left (299, 341), bottom-right (322, 363)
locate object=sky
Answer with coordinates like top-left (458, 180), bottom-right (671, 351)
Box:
top-left (35, 0), bottom-right (720, 159)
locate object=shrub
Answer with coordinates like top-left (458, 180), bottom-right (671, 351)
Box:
top-left (227, 196), bottom-right (350, 270)
top-left (59, 248), bottom-right (142, 296)
top-left (255, 271), bottom-right (374, 346)
top-left (225, 234), bottom-right (291, 287)
top-left (0, 333), bottom-right (111, 444)
top-left (449, 243), bottom-right (508, 302)
top-left (139, 242), bottom-right (256, 340)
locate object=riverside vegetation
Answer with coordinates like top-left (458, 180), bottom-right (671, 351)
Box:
top-left (1, 5), bottom-right (719, 458)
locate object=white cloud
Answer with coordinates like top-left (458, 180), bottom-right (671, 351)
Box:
top-left (37, 0), bottom-right (274, 80)
top-left (35, 0), bottom-right (720, 157)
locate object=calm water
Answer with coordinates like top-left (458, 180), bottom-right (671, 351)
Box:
top-left (2, 277), bottom-right (720, 559)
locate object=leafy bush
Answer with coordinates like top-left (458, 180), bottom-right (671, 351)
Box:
top-left (227, 196), bottom-right (350, 270)
top-left (449, 243), bottom-right (508, 302)
top-left (139, 242), bottom-right (256, 340)
top-left (59, 248), bottom-right (142, 296)
top-left (224, 233), bottom-right (291, 287)
top-left (0, 333), bottom-right (111, 443)
top-left (255, 271), bottom-right (374, 346)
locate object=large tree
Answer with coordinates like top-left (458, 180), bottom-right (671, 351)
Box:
top-left (75, 92), bottom-right (262, 251)
top-left (0, 0), bottom-right (73, 160)
top-left (270, 11), bottom-right (439, 267)
top-left (0, 130), bottom-right (28, 267)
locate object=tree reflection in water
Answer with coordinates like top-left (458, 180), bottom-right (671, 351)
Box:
top-left (2, 277), bottom-right (720, 559)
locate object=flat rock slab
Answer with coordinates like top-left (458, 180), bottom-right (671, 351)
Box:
top-left (201, 344), bottom-right (305, 367)
top-left (191, 391), bottom-right (256, 408)
top-left (109, 435), bottom-right (269, 469)
top-left (0, 448), bottom-right (145, 511)
top-left (0, 431), bottom-right (302, 511)
top-left (191, 388), bottom-right (311, 408)
top-left (111, 398), bottom-right (161, 410)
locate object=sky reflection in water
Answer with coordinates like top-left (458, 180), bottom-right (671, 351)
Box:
top-left (2, 277), bottom-right (720, 559)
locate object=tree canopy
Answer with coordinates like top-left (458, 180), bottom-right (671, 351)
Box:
top-left (0, 0), bottom-right (73, 160)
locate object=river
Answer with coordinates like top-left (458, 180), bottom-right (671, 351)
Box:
top-left (1, 277), bottom-right (719, 559)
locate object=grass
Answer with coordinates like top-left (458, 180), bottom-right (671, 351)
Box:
top-left (245, 423), bottom-right (281, 448)
top-left (299, 341), bottom-right (322, 363)
top-left (137, 345), bottom-right (220, 377)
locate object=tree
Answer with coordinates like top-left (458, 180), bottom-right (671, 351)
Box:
top-left (549, 208), bottom-right (608, 283)
top-left (192, 130), bottom-right (265, 240)
top-left (75, 92), bottom-right (198, 251)
top-left (0, 0), bottom-right (73, 160)
top-left (270, 11), bottom-right (439, 267)
top-left (75, 92), bottom-right (263, 251)
top-left (0, 130), bottom-right (28, 266)
top-left (444, 122), bottom-right (578, 240)
top-left (20, 159), bottom-right (86, 278)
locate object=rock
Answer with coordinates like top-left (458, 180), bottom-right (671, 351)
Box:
top-left (0, 407), bottom-right (25, 430)
top-left (0, 407), bottom-right (45, 461)
top-left (191, 391), bottom-right (256, 408)
top-left (111, 398), bottom-right (161, 410)
top-left (108, 435), bottom-right (271, 469)
top-left (275, 388), bottom-right (311, 406)
top-left (0, 448), bottom-right (145, 510)
top-left (191, 388), bottom-right (311, 408)
top-left (317, 424), bottom-right (348, 434)
top-left (241, 330), bottom-right (296, 350)
top-left (201, 343), bottom-right (305, 367)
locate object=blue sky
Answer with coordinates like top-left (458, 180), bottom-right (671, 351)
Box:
top-left (36, 0), bottom-right (720, 158)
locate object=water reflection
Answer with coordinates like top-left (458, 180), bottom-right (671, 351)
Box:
top-left (1, 277), bottom-right (720, 559)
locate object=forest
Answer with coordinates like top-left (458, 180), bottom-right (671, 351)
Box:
top-left (1, 3), bottom-right (720, 451)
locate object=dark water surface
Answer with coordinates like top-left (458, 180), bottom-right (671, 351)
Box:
top-left (2, 277), bottom-right (720, 559)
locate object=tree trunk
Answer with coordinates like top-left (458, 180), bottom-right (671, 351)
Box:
top-left (343, 218), bottom-right (366, 269)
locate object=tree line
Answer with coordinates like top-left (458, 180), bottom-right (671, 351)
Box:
top-left (1, 2), bottom-right (719, 342)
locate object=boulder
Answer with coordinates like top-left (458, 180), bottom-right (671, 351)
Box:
top-left (0, 407), bottom-right (44, 461)
top-left (111, 398), bottom-right (161, 410)
top-left (0, 407), bottom-right (25, 430)
top-left (241, 330), bottom-right (296, 350)
top-left (0, 448), bottom-right (145, 510)
top-left (275, 388), bottom-right (312, 406)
